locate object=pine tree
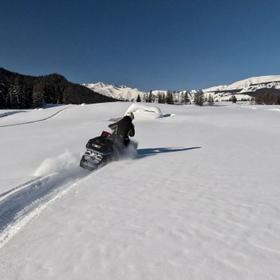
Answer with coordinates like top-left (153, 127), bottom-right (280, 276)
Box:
top-left (166, 91), bottom-right (174, 104)
top-left (136, 94), bottom-right (141, 102)
top-left (231, 95), bottom-right (237, 103)
top-left (32, 83), bottom-right (45, 107)
top-left (147, 90), bottom-right (153, 103)
top-left (194, 90), bottom-right (204, 106)
top-left (8, 83), bottom-right (23, 109)
top-left (207, 95), bottom-right (214, 106)
top-left (183, 91), bottom-right (190, 104)
top-left (158, 93), bottom-right (165, 104)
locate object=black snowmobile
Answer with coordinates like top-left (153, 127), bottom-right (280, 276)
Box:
top-left (80, 131), bottom-right (137, 171)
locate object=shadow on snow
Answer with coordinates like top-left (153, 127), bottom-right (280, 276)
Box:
top-left (136, 146), bottom-right (201, 159)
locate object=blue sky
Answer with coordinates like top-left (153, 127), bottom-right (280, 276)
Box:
top-left (1, 0), bottom-right (280, 90)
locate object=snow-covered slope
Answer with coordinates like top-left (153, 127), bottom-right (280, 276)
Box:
top-left (84, 83), bottom-right (191, 104)
top-left (1, 102), bottom-right (280, 279)
top-left (203, 75), bottom-right (280, 101)
top-left (204, 75), bottom-right (280, 92)
top-left (227, 75), bottom-right (280, 90)
top-left (84, 82), bottom-right (147, 101)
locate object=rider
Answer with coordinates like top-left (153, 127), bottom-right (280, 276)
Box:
top-left (108, 112), bottom-right (135, 146)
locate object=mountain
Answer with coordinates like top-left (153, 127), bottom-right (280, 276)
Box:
top-left (85, 75), bottom-right (280, 104)
top-left (84, 83), bottom-right (192, 104)
top-left (203, 75), bottom-right (280, 103)
top-left (0, 68), bottom-right (116, 109)
top-left (83, 82), bottom-right (147, 101)
top-left (202, 75), bottom-right (280, 93)
top-left (2, 67), bottom-right (280, 108)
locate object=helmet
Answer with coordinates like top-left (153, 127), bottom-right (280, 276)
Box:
top-left (126, 112), bottom-right (134, 120)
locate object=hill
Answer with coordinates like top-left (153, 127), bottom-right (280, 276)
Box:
top-left (203, 75), bottom-right (280, 103)
top-left (0, 68), bottom-right (116, 109)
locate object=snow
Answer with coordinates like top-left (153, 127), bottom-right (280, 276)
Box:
top-left (227, 75), bottom-right (280, 90)
top-left (1, 102), bottom-right (280, 279)
top-left (0, 109), bottom-right (29, 119)
top-left (204, 75), bottom-right (280, 93)
top-left (84, 82), bottom-right (146, 101)
top-left (202, 76), bottom-right (280, 102)
top-left (84, 75), bottom-right (280, 105)
top-left (203, 85), bottom-right (228, 92)
top-left (0, 106), bottom-right (67, 127)
top-left (124, 103), bottom-right (163, 120)
top-left (207, 93), bottom-right (253, 102)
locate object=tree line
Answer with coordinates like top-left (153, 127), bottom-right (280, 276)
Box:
top-left (135, 90), bottom-right (214, 106)
top-left (253, 88), bottom-right (280, 105)
top-left (136, 90), bottom-right (191, 105)
top-left (0, 68), bottom-right (115, 109)
top-left (135, 89), bottom-right (280, 106)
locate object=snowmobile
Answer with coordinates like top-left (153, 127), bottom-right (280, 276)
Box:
top-left (80, 131), bottom-right (137, 171)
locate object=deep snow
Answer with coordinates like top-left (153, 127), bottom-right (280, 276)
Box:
top-left (0, 102), bottom-right (280, 279)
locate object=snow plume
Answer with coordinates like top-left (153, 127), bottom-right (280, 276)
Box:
top-left (0, 151), bottom-right (88, 248)
top-left (34, 151), bottom-right (80, 177)
top-left (121, 140), bottom-right (138, 159)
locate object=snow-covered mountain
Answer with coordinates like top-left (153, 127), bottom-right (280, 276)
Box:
top-left (203, 75), bottom-right (280, 101)
top-left (84, 75), bottom-right (280, 103)
top-left (204, 75), bottom-right (280, 92)
top-left (84, 83), bottom-right (192, 104)
top-left (83, 82), bottom-right (147, 101)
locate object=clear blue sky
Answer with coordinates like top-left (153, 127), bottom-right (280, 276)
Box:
top-left (1, 0), bottom-right (280, 90)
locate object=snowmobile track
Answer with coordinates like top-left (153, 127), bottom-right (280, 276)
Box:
top-left (0, 107), bottom-right (68, 128)
top-left (0, 169), bottom-right (88, 248)
top-left (0, 177), bottom-right (45, 201)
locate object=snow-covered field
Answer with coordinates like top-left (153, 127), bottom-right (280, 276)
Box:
top-left (0, 102), bottom-right (280, 279)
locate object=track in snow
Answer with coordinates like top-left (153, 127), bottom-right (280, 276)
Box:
top-left (0, 144), bottom-right (145, 247)
top-left (0, 166), bottom-right (89, 247)
top-left (0, 107), bottom-right (68, 128)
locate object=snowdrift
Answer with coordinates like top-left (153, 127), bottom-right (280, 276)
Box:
top-left (124, 103), bottom-right (163, 120)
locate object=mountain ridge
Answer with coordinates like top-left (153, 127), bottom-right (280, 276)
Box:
top-left (84, 75), bottom-right (280, 103)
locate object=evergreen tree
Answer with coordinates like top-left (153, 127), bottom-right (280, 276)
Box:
top-left (194, 90), bottom-right (204, 106)
top-left (0, 82), bottom-right (6, 108)
top-left (207, 95), bottom-right (214, 106)
top-left (162, 93), bottom-right (166, 104)
top-left (231, 95), bottom-right (237, 103)
top-left (183, 91), bottom-right (190, 104)
top-left (147, 90), bottom-right (156, 103)
top-left (166, 91), bottom-right (174, 104)
top-left (147, 90), bottom-right (153, 103)
top-left (8, 83), bottom-right (23, 109)
top-left (136, 94), bottom-right (141, 102)
top-left (32, 83), bottom-right (45, 107)
top-left (158, 93), bottom-right (165, 104)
